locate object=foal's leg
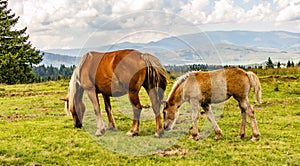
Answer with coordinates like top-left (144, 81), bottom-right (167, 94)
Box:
top-left (237, 102), bottom-right (247, 139)
top-left (189, 99), bottom-right (200, 140)
top-left (126, 91), bottom-right (142, 136)
top-left (102, 94), bottom-right (116, 130)
top-left (239, 100), bottom-right (260, 141)
top-left (148, 89), bottom-right (164, 138)
top-left (202, 104), bottom-right (222, 140)
top-left (86, 89), bottom-right (105, 136)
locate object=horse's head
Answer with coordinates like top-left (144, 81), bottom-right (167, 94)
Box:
top-left (163, 101), bottom-right (180, 130)
top-left (60, 96), bottom-right (84, 128)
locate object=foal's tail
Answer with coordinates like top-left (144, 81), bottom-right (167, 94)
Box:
top-left (141, 53), bottom-right (168, 100)
top-left (247, 71), bottom-right (262, 104)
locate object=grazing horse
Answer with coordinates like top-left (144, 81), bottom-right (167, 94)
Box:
top-left (61, 49), bottom-right (168, 137)
top-left (163, 67), bottom-right (262, 141)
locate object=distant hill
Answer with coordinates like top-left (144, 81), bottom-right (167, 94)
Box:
top-left (41, 52), bottom-right (79, 67)
top-left (42, 30), bottom-right (300, 66)
top-left (156, 44), bottom-right (300, 65)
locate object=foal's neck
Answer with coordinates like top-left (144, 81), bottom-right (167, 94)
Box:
top-left (167, 82), bottom-right (183, 106)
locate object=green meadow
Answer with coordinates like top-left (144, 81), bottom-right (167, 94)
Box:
top-left (0, 68), bottom-right (299, 165)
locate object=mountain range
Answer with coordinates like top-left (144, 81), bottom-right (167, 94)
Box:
top-left (42, 30), bottom-right (300, 67)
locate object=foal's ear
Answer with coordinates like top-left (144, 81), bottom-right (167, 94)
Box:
top-left (161, 100), bottom-right (168, 108)
top-left (60, 97), bottom-right (69, 102)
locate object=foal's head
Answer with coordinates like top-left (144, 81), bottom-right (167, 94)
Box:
top-left (163, 101), bottom-right (180, 130)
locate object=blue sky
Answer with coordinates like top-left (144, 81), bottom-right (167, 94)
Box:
top-left (8, 0), bottom-right (300, 50)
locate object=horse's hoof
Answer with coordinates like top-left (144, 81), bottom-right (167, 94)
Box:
top-left (95, 129), bottom-right (105, 137)
top-left (126, 131), bottom-right (138, 137)
top-left (74, 123), bottom-right (82, 128)
top-left (154, 132), bottom-right (163, 138)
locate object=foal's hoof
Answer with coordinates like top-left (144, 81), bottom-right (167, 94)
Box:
top-left (189, 134), bottom-right (200, 141)
top-left (237, 134), bottom-right (245, 139)
top-left (95, 129), bottom-right (105, 137)
top-left (106, 126), bottom-right (117, 131)
top-left (250, 137), bottom-right (259, 142)
top-left (214, 134), bottom-right (221, 140)
top-left (250, 137), bottom-right (256, 142)
top-left (126, 131), bottom-right (139, 137)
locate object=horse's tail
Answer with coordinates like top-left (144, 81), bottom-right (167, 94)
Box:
top-left (246, 71), bottom-right (262, 104)
top-left (141, 53), bottom-right (168, 100)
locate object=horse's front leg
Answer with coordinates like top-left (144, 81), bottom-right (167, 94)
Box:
top-left (148, 89), bottom-right (164, 138)
top-left (102, 94), bottom-right (116, 131)
top-left (189, 99), bottom-right (200, 140)
top-left (126, 91), bottom-right (142, 137)
top-left (86, 89), bottom-right (106, 136)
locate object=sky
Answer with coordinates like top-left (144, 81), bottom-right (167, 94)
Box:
top-left (8, 0), bottom-right (300, 50)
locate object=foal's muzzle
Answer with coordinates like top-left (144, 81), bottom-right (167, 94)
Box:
top-left (164, 121), bottom-right (172, 131)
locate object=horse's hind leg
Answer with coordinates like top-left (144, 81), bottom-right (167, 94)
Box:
top-left (126, 91), bottom-right (142, 137)
top-left (202, 104), bottom-right (222, 140)
top-left (239, 99), bottom-right (260, 141)
top-left (86, 89), bottom-right (106, 136)
top-left (102, 94), bottom-right (116, 130)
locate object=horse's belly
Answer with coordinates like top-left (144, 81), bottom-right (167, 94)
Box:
top-left (97, 81), bottom-right (127, 97)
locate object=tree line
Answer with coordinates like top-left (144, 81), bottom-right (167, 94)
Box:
top-left (33, 64), bottom-right (75, 82)
top-left (266, 57), bottom-right (300, 69)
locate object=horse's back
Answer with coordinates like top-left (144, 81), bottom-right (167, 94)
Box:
top-left (78, 49), bottom-right (147, 96)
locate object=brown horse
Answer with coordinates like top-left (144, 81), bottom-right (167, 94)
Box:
top-left (163, 67), bottom-right (262, 141)
top-left (61, 49), bottom-right (168, 137)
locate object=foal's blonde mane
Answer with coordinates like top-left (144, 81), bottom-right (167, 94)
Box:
top-left (167, 71), bottom-right (196, 101)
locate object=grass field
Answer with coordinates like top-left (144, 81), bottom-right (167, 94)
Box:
top-left (0, 68), bottom-right (299, 165)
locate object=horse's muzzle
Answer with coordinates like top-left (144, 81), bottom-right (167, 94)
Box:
top-left (75, 123), bottom-right (82, 128)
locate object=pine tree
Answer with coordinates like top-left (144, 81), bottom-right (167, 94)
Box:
top-left (277, 62), bottom-right (281, 68)
top-left (0, 0), bottom-right (42, 84)
top-left (287, 60), bottom-right (291, 68)
top-left (266, 57), bottom-right (274, 68)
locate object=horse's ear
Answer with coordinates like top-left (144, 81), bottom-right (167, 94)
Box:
top-left (60, 97), bottom-right (69, 102)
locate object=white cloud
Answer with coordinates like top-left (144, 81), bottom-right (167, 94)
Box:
top-left (206, 0), bottom-right (245, 23)
top-left (7, 0), bottom-right (300, 50)
top-left (243, 2), bottom-right (273, 22)
top-left (243, 0), bottom-right (250, 4)
top-left (275, 0), bottom-right (300, 21)
top-left (178, 0), bottom-right (209, 24)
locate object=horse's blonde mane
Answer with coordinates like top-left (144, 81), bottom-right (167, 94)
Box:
top-left (167, 71), bottom-right (195, 101)
top-left (67, 52), bottom-right (91, 114)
